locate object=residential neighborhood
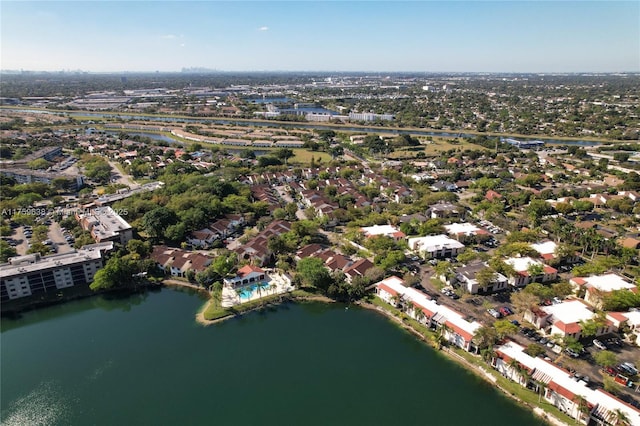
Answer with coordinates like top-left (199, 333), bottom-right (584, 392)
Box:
top-left (2, 72), bottom-right (640, 425)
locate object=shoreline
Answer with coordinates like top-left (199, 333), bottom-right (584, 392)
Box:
top-left (355, 299), bottom-right (569, 426)
top-left (161, 282), bottom-right (567, 424)
top-left (194, 290), bottom-right (334, 326)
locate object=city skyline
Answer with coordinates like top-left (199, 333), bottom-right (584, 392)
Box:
top-left (1, 1), bottom-right (638, 73)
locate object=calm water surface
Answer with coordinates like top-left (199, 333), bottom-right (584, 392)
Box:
top-left (1, 289), bottom-right (546, 425)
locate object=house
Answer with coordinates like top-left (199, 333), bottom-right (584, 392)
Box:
top-left (620, 237), bottom-right (640, 249)
top-left (407, 235), bottom-right (465, 259)
top-left (223, 265), bottom-right (267, 288)
top-left (187, 228), bottom-right (218, 249)
top-left (150, 246), bottom-right (213, 278)
top-left (295, 244), bottom-right (325, 261)
top-left (235, 220), bottom-right (292, 265)
top-left (523, 300), bottom-right (613, 340)
top-left (493, 340), bottom-right (640, 425)
top-left (485, 190), bottom-right (503, 201)
top-left (454, 262), bottom-right (508, 294)
top-left (615, 311), bottom-right (640, 346)
top-left (343, 258), bottom-right (375, 282)
top-left (570, 274), bottom-right (637, 308)
top-left (530, 240), bottom-right (579, 264)
top-left (504, 256), bottom-right (558, 287)
top-left (444, 222), bottom-right (490, 239)
top-left (360, 224), bottom-right (405, 241)
top-left (427, 202), bottom-right (463, 219)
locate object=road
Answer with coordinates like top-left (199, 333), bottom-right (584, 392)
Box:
top-left (107, 160), bottom-right (139, 189)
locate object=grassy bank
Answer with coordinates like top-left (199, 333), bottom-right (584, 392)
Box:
top-left (198, 288), bottom-right (328, 323)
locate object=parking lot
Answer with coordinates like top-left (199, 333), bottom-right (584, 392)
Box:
top-left (416, 265), bottom-right (640, 405)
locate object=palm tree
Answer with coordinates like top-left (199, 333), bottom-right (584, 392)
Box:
top-left (508, 358), bottom-right (524, 384)
top-left (572, 395), bottom-right (589, 424)
top-left (234, 287), bottom-right (244, 305)
top-left (608, 408), bottom-right (630, 426)
top-left (269, 282), bottom-right (278, 295)
top-left (435, 322), bottom-right (451, 350)
top-left (414, 308), bottom-right (426, 325)
top-left (536, 380), bottom-right (548, 404)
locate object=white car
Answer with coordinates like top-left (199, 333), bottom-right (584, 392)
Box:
top-left (593, 339), bottom-right (607, 350)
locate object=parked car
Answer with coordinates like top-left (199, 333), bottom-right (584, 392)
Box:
top-left (552, 297), bottom-right (563, 304)
top-left (593, 339), bottom-right (607, 350)
top-left (565, 348), bottom-right (580, 358)
top-left (487, 309), bottom-right (501, 318)
top-left (618, 363), bottom-right (638, 376)
top-left (510, 320), bottom-right (520, 327)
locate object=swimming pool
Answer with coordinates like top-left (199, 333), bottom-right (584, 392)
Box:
top-left (237, 282), bottom-right (270, 300)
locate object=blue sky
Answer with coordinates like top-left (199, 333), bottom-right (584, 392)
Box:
top-left (1, 1), bottom-right (638, 72)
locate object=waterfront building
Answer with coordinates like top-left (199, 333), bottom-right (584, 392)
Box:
top-left (0, 242), bottom-right (113, 302)
top-left (76, 207), bottom-right (133, 246)
top-left (494, 340), bottom-right (640, 425)
top-left (223, 265), bottom-right (267, 289)
top-left (348, 112), bottom-right (394, 122)
top-left (375, 276), bottom-right (482, 352)
top-left (150, 246), bottom-right (212, 278)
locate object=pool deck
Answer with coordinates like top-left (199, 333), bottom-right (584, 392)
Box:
top-left (221, 272), bottom-right (294, 308)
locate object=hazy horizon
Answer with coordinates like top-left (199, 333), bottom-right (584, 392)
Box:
top-left (1, 1), bottom-right (638, 73)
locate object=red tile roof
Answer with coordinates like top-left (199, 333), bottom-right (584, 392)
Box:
top-left (554, 320), bottom-right (582, 335)
top-left (548, 380), bottom-right (576, 401)
top-left (376, 283), bottom-right (398, 297)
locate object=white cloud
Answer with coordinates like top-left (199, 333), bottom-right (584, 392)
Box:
top-left (180, 43), bottom-right (186, 47)
top-left (161, 34), bottom-right (177, 39)
top-left (258, 26), bottom-right (269, 31)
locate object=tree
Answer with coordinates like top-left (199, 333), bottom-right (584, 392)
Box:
top-left (90, 256), bottom-right (136, 291)
top-left (580, 313), bottom-right (609, 338)
top-left (0, 240), bottom-right (17, 262)
top-left (526, 263), bottom-right (544, 281)
top-left (142, 207), bottom-right (177, 241)
top-left (572, 395), bottom-right (590, 424)
top-left (296, 257), bottom-right (333, 291)
top-left (510, 291), bottom-right (539, 314)
top-left (493, 319), bottom-right (518, 339)
top-left (603, 375), bottom-right (623, 397)
top-left (608, 408), bottom-right (630, 426)
top-left (524, 344), bottom-right (546, 358)
top-left (476, 267), bottom-right (496, 292)
top-left (552, 281), bottom-right (574, 298)
top-left (274, 148), bottom-right (294, 165)
top-left (473, 325), bottom-right (498, 350)
top-left (594, 350), bottom-right (618, 368)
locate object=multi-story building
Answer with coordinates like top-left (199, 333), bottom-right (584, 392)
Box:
top-left (0, 168), bottom-right (84, 190)
top-left (76, 207), bottom-right (133, 246)
top-left (0, 242), bottom-right (113, 302)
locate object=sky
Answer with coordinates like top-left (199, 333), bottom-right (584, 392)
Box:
top-left (1, 1), bottom-right (639, 73)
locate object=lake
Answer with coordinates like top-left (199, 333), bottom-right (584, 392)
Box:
top-left (0, 289), bottom-right (545, 425)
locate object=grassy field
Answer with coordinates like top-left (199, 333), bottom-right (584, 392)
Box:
top-left (386, 138), bottom-right (490, 159)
